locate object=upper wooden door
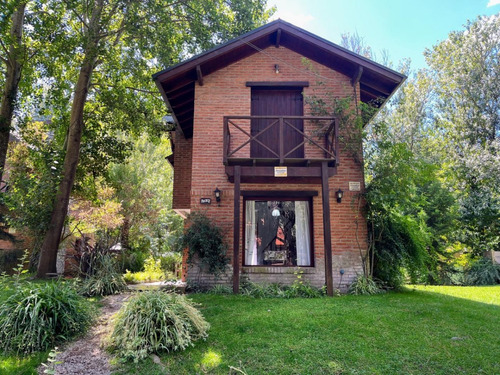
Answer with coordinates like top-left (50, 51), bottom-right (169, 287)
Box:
top-left (250, 88), bottom-right (304, 158)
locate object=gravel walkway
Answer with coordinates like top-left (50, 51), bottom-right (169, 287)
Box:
top-left (39, 294), bottom-right (130, 375)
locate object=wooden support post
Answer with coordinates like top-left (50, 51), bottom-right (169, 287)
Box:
top-left (279, 117), bottom-right (284, 165)
top-left (233, 165), bottom-right (241, 294)
top-left (321, 162), bottom-right (334, 296)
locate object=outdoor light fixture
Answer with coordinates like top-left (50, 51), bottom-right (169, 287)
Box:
top-left (274, 64), bottom-right (280, 74)
top-left (335, 188), bottom-right (344, 203)
top-left (214, 187), bottom-right (221, 206)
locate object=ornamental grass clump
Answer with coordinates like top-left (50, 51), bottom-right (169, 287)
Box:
top-left (80, 252), bottom-right (127, 296)
top-left (0, 282), bottom-right (93, 354)
top-left (348, 275), bottom-right (383, 295)
top-left (110, 291), bottom-right (210, 362)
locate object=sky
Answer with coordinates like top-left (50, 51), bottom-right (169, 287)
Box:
top-left (267, 0), bottom-right (500, 72)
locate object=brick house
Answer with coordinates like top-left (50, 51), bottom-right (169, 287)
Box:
top-left (153, 20), bottom-right (405, 295)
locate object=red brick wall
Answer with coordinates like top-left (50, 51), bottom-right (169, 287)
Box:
top-left (182, 46), bottom-right (367, 289)
top-left (172, 130), bottom-right (193, 210)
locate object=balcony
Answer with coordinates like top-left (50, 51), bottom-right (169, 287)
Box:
top-left (223, 116), bottom-right (338, 183)
top-left (223, 116), bottom-right (338, 166)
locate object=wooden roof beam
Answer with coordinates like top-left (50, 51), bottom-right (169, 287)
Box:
top-left (351, 66), bottom-right (363, 87)
top-left (154, 81), bottom-right (184, 137)
top-left (196, 65), bottom-right (203, 86)
top-left (361, 80), bottom-right (391, 97)
top-left (168, 85), bottom-right (194, 100)
top-left (275, 28), bottom-right (281, 48)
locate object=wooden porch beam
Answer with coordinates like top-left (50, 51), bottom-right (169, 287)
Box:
top-left (321, 161), bottom-right (334, 296)
top-left (233, 166), bottom-right (241, 294)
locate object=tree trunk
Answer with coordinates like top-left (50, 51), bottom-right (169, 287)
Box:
top-left (36, 1), bottom-right (104, 277)
top-left (120, 217), bottom-right (130, 250)
top-left (0, 2), bottom-right (26, 183)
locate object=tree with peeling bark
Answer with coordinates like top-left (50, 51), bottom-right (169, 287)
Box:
top-left (35, 0), bottom-right (272, 277)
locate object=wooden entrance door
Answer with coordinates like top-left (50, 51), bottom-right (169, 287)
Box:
top-left (250, 88), bottom-right (304, 158)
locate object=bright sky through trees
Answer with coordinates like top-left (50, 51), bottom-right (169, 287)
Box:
top-left (268, 0), bottom-right (500, 70)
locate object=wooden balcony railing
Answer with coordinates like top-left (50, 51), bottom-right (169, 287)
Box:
top-left (223, 116), bottom-right (338, 167)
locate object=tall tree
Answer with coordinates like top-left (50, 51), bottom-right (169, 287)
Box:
top-left (425, 14), bottom-right (500, 255)
top-left (36, 0), bottom-right (271, 277)
top-left (0, 1), bottom-right (26, 183)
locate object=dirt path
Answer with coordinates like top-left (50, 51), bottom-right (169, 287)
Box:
top-left (39, 294), bottom-right (130, 375)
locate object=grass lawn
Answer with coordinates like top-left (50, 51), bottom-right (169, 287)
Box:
top-left (115, 285), bottom-right (500, 375)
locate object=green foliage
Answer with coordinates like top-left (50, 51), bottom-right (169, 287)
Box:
top-left (239, 279), bottom-right (325, 299)
top-left (159, 252), bottom-right (182, 278)
top-left (79, 253), bottom-right (127, 297)
top-left (3, 129), bottom-right (61, 242)
top-left (0, 282), bottom-right (93, 354)
top-left (208, 284), bottom-right (233, 295)
top-left (73, 238), bottom-right (126, 296)
top-left (110, 291), bottom-right (210, 362)
top-left (0, 249), bottom-right (25, 274)
top-left (465, 258), bottom-right (500, 286)
top-left (183, 213), bottom-right (229, 278)
top-left (116, 249), bottom-right (148, 273)
top-left (41, 347), bottom-right (62, 374)
top-left (371, 210), bottom-right (430, 288)
top-left (348, 275), bottom-right (382, 295)
top-left (108, 134), bottom-right (183, 257)
top-left (123, 256), bottom-right (166, 284)
top-left (364, 120), bottom-right (456, 287)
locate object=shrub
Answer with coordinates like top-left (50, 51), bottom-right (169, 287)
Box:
top-left (116, 249), bottom-right (148, 273)
top-left (0, 282), bottom-right (93, 354)
top-left (183, 213), bottom-right (229, 278)
top-left (110, 291), bottom-right (210, 362)
top-left (80, 253), bottom-right (127, 296)
top-left (348, 275), bottom-right (382, 295)
top-left (122, 256), bottom-right (166, 284)
top-left (465, 258), bottom-right (500, 286)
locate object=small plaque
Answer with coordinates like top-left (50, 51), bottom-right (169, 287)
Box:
top-left (274, 166), bottom-right (287, 177)
top-left (200, 198), bottom-right (211, 204)
top-left (349, 181), bottom-right (361, 191)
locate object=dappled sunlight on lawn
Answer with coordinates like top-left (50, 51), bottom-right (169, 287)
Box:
top-left (0, 352), bottom-right (48, 374)
top-left (197, 349), bottom-right (223, 372)
top-left (409, 285), bottom-right (500, 306)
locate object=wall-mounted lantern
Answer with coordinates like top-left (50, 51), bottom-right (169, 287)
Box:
top-left (274, 64), bottom-right (280, 74)
top-left (335, 188), bottom-right (344, 203)
top-left (214, 187), bottom-right (221, 206)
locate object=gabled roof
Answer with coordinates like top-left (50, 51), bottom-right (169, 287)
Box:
top-left (153, 19), bottom-right (406, 138)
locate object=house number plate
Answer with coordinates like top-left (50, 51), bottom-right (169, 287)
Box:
top-left (274, 166), bottom-right (288, 177)
top-left (349, 182), bottom-right (361, 191)
top-left (200, 198), bottom-right (212, 204)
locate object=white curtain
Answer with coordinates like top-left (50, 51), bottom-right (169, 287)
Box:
top-left (245, 201), bottom-right (258, 265)
top-left (295, 201), bottom-right (311, 266)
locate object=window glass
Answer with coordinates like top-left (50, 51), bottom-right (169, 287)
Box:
top-left (245, 200), bottom-right (311, 266)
